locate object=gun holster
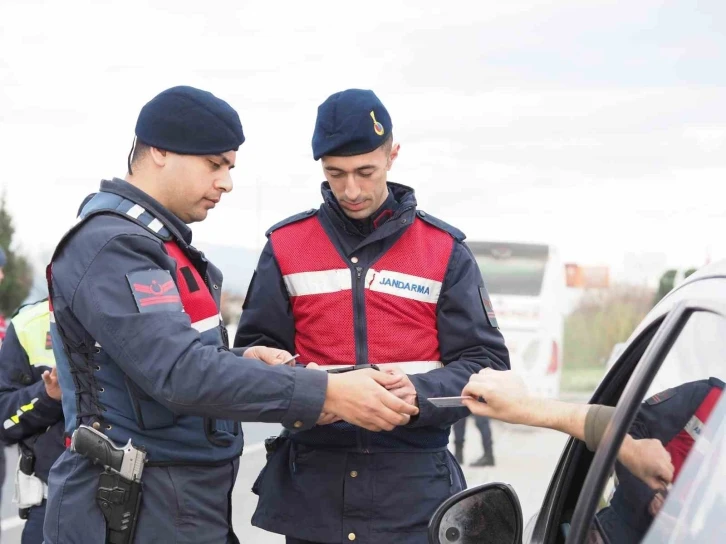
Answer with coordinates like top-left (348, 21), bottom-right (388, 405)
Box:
top-left (96, 470), bottom-right (143, 544)
top-left (264, 432), bottom-right (290, 461)
top-left (18, 443), bottom-right (36, 475)
top-left (17, 443), bottom-right (41, 518)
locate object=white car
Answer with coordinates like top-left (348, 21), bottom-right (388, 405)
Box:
top-left (430, 259), bottom-right (726, 543)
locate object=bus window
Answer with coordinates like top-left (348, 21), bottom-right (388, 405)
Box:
top-left (468, 241), bottom-right (564, 398)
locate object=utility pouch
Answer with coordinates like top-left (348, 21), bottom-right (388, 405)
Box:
top-left (264, 434), bottom-right (289, 461)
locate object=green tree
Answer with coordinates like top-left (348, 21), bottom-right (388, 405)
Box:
top-left (564, 284), bottom-right (653, 369)
top-left (653, 267), bottom-right (698, 307)
top-left (0, 193), bottom-right (33, 315)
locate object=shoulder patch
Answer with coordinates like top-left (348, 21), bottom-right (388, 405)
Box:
top-left (265, 208), bottom-right (318, 237)
top-left (126, 270), bottom-right (183, 313)
top-left (416, 210), bottom-right (466, 242)
top-left (479, 287), bottom-right (499, 328)
top-left (645, 388), bottom-right (676, 406)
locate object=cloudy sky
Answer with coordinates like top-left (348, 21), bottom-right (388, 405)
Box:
top-left (1, 0), bottom-right (723, 285)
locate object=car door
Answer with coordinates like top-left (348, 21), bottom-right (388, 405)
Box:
top-left (529, 275), bottom-right (726, 544)
top-left (526, 317), bottom-right (663, 544)
top-left (565, 299), bottom-right (726, 542)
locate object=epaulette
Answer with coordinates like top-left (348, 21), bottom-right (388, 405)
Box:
top-left (645, 388), bottom-right (676, 406)
top-left (415, 210), bottom-right (466, 242)
top-left (265, 208), bottom-right (318, 237)
top-left (78, 192), bottom-right (173, 242)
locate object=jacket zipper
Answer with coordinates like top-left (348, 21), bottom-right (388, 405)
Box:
top-left (353, 266), bottom-right (369, 366)
top-left (353, 265), bottom-right (371, 453)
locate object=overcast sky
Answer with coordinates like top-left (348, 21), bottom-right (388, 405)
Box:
top-left (1, 0), bottom-right (723, 284)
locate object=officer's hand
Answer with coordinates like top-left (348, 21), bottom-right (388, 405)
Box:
top-left (42, 367), bottom-right (62, 401)
top-left (618, 435), bottom-right (674, 490)
top-left (243, 346), bottom-right (295, 366)
top-left (382, 366), bottom-right (418, 407)
top-left (324, 370), bottom-right (419, 432)
top-left (462, 368), bottom-right (535, 424)
top-left (307, 363), bottom-right (342, 425)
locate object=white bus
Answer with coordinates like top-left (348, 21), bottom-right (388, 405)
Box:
top-left (469, 241), bottom-right (566, 399)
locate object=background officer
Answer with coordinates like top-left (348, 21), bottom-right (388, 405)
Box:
top-left (236, 88), bottom-right (510, 544)
top-left (0, 299), bottom-right (62, 543)
top-left (452, 414), bottom-right (495, 467)
top-left (45, 86), bottom-right (417, 544)
top-left (0, 246), bottom-right (7, 544)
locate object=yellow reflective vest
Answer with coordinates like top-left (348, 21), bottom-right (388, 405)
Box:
top-left (12, 300), bottom-right (55, 368)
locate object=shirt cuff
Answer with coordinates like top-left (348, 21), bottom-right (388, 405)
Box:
top-left (281, 366), bottom-right (328, 431)
top-left (585, 404), bottom-right (616, 452)
top-left (36, 387), bottom-right (64, 412)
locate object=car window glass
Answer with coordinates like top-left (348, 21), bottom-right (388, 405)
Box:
top-left (642, 391), bottom-right (726, 542)
top-left (592, 310), bottom-right (726, 544)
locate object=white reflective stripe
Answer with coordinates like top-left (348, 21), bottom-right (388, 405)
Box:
top-left (126, 204), bottom-right (145, 219)
top-left (192, 315), bottom-right (220, 333)
top-left (365, 269), bottom-right (442, 305)
top-left (322, 361), bottom-right (443, 375)
top-left (685, 415), bottom-right (705, 442)
top-left (95, 341), bottom-right (101, 348)
top-left (283, 269), bottom-right (352, 297)
top-left (148, 218), bottom-right (164, 233)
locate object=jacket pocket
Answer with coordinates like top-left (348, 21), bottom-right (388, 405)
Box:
top-left (372, 451), bottom-right (453, 535)
top-left (204, 417), bottom-right (240, 447)
top-left (124, 376), bottom-right (177, 430)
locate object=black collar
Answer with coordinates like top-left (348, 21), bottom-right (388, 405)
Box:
top-left (321, 181), bottom-right (417, 238)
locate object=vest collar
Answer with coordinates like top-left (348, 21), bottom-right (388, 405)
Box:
top-left (321, 181), bottom-right (417, 237)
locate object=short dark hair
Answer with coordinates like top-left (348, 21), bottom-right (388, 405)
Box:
top-left (379, 133), bottom-right (393, 157)
top-left (127, 139), bottom-right (151, 175)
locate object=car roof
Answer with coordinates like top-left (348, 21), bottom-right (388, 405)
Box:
top-left (677, 258), bottom-right (726, 284)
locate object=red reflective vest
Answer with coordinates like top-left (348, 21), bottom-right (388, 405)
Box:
top-left (270, 215), bottom-right (454, 368)
top-left (163, 242), bottom-right (221, 337)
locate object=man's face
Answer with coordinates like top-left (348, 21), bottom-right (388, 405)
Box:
top-left (322, 143), bottom-right (399, 220)
top-left (159, 150), bottom-right (236, 223)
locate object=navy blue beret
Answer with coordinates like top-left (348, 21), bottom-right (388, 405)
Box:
top-left (0, 248), bottom-right (6, 267)
top-left (135, 86), bottom-right (245, 155)
top-left (312, 89), bottom-right (392, 160)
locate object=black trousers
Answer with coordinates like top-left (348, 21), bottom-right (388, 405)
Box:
top-left (452, 416), bottom-right (493, 454)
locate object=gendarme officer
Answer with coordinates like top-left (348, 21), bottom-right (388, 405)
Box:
top-left (236, 89), bottom-right (510, 544)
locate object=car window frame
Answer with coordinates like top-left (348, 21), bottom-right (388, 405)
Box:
top-left (528, 319), bottom-right (663, 544)
top-left (566, 299), bottom-right (726, 543)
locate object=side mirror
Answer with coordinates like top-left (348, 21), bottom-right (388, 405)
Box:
top-left (428, 482), bottom-right (523, 544)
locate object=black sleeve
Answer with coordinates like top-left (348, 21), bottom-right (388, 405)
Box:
top-left (68, 233), bottom-right (326, 431)
top-left (0, 324), bottom-right (63, 445)
top-left (234, 240), bottom-right (296, 352)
